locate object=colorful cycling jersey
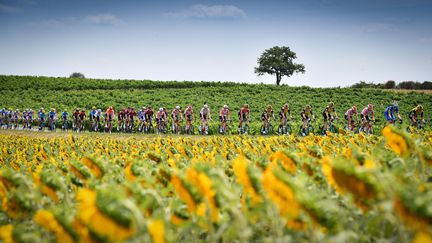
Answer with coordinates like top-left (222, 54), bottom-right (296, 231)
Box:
top-left (145, 109), bottom-right (154, 118)
top-left (200, 107), bottom-right (210, 117)
top-left (138, 110), bottom-right (145, 119)
top-left (323, 106), bottom-right (336, 115)
top-left (13, 112), bottom-right (19, 119)
top-left (89, 110), bottom-right (98, 120)
top-left (28, 111), bottom-right (34, 118)
top-left (62, 111), bottom-right (68, 118)
top-left (184, 107), bottom-right (193, 116)
top-left (239, 108), bottom-right (250, 118)
top-left (409, 108), bottom-right (423, 118)
top-left (79, 111), bottom-right (86, 119)
top-left (302, 108), bottom-right (313, 117)
top-left (172, 109), bottom-right (181, 119)
top-left (279, 109), bottom-right (290, 119)
top-left (129, 110), bottom-right (137, 118)
top-left (156, 110), bottom-right (167, 120)
top-left (39, 111), bottom-right (46, 119)
top-left (219, 108), bottom-right (229, 116)
top-left (361, 107), bottom-right (374, 117)
top-left (261, 110), bottom-right (274, 120)
top-left (48, 111), bottom-right (56, 118)
top-left (345, 108), bottom-right (357, 117)
top-left (106, 108), bottom-right (114, 116)
top-left (385, 105), bottom-right (398, 115)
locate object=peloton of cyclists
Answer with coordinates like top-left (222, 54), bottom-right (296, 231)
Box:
top-left (322, 102), bottom-right (338, 134)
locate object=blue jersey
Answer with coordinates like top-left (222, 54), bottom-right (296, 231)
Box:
top-left (48, 111), bottom-right (56, 118)
top-left (62, 112), bottom-right (68, 118)
top-left (384, 105), bottom-right (398, 121)
top-left (39, 111), bottom-right (46, 119)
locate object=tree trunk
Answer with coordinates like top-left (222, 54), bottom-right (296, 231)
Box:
top-left (276, 73), bottom-right (281, 85)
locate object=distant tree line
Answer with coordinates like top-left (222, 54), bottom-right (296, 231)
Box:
top-left (350, 80), bottom-right (432, 90)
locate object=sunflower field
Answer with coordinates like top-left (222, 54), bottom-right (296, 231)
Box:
top-left (1, 126), bottom-right (432, 242)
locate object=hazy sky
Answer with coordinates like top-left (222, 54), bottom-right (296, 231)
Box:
top-left (1, 0), bottom-right (431, 87)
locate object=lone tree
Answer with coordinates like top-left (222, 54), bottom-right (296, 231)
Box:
top-left (70, 72), bottom-right (85, 78)
top-left (255, 46), bottom-right (305, 85)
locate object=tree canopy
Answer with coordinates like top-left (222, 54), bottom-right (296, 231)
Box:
top-left (254, 46), bottom-right (305, 85)
top-left (70, 72), bottom-right (85, 78)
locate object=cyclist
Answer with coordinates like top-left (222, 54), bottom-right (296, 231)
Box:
top-left (261, 105), bottom-right (275, 134)
top-left (238, 104), bottom-right (250, 133)
top-left (156, 107), bottom-right (167, 133)
top-left (345, 106), bottom-right (358, 131)
top-left (72, 108), bottom-right (80, 130)
top-left (199, 104), bottom-right (211, 134)
top-left (171, 106), bottom-right (183, 133)
top-left (322, 102), bottom-right (338, 134)
top-left (89, 106), bottom-right (97, 121)
top-left (105, 106), bottom-right (115, 133)
top-left (127, 107), bottom-right (137, 132)
top-left (48, 108), bottom-right (57, 131)
top-left (384, 102), bottom-right (402, 125)
top-left (0, 108), bottom-right (5, 127)
top-left (61, 109), bottom-right (69, 130)
top-left (28, 109), bottom-right (34, 129)
top-left (183, 105), bottom-right (195, 134)
top-left (219, 105), bottom-right (231, 134)
top-left (408, 105), bottom-right (425, 127)
top-left (360, 104), bottom-right (375, 133)
top-left (138, 107), bottom-right (146, 131)
top-left (78, 108), bottom-right (86, 131)
top-left (11, 109), bottom-right (20, 129)
top-left (118, 108), bottom-right (126, 131)
top-left (38, 108), bottom-right (46, 131)
top-left (278, 103), bottom-right (292, 134)
top-left (301, 105), bottom-right (314, 135)
top-left (22, 109), bottom-right (28, 128)
top-left (144, 106), bottom-right (154, 132)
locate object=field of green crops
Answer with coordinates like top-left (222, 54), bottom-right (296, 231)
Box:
top-left (1, 75), bottom-right (431, 134)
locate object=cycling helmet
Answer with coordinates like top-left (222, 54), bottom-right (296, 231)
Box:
top-left (418, 105), bottom-right (423, 110)
top-left (75, 108), bottom-right (80, 111)
top-left (176, 106), bottom-right (180, 109)
top-left (368, 104), bottom-right (373, 109)
top-left (328, 102), bottom-right (334, 107)
top-left (64, 109), bottom-right (67, 112)
top-left (204, 104), bottom-right (208, 108)
top-left (305, 105), bottom-right (311, 109)
top-left (159, 108), bottom-right (163, 111)
top-left (244, 104), bottom-right (249, 108)
top-left (284, 103), bottom-right (289, 108)
top-left (352, 106), bottom-right (357, 112)
top-left (109, 106), bottom-right (113, 109)
top-left (98, 109), bottom-right (101, 112)
top-left (92, 106), bottom-right (96, 109)
top-left (51, 108), bottom-right (55, 111)
top-left (142, 107), bottom-right (145, 110)
top-left (147, 106), bottom-right (151, 109)
top-left (30, 109), bottom-right (33, 111)
top-left (267, 105), bottom-right (272, 110)
top-left (223, 105), bottom-right (228, 108)
top-left (16, 109), bottom-right (19, 111)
